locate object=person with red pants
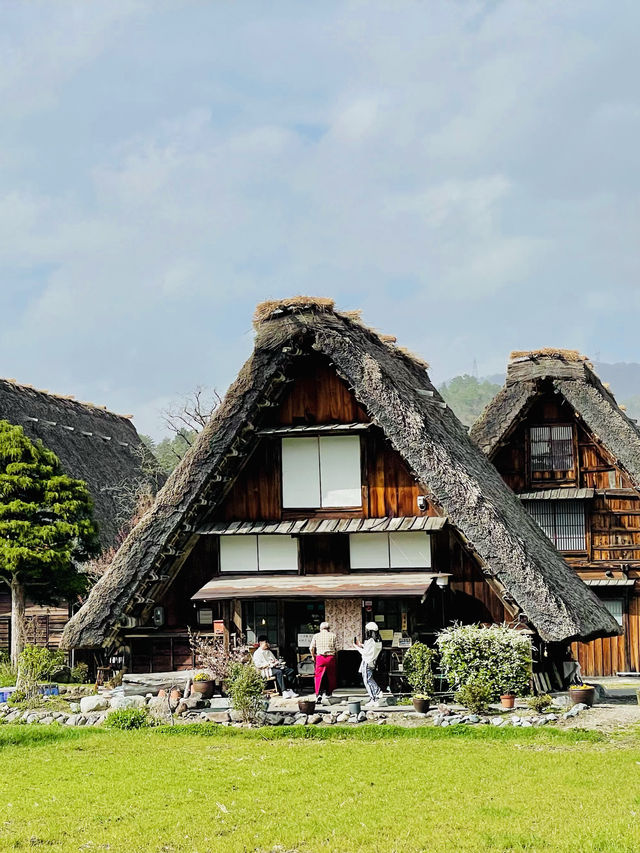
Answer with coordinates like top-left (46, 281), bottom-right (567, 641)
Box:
top-left (309, 621), bottom-right (338, 697)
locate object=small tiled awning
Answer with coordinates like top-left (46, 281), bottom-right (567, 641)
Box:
top-left (519, 488), bottom-right (594, 500)
top-left (197, 516), bottom-right (447, 536)
top-left (258, 423), bottom-right (372, 436)
top-left (584, 578), bottom-right (636, 587)
top-left (192, 572), bottom-right (448, 601)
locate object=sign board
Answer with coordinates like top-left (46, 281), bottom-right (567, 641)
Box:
top-left (297, 633), bottom-right (314, 648)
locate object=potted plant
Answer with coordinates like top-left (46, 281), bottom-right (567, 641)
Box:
top-left (499, 690), bottom-right (516, 710)
top-left (568, 683), bottom-right (596, 707)
top-left (298, 697), bottom-right (316, 714)
top-left (191, 671), bottom-right (215, 700)
top-left (402, 642), bottom-right (436, 714)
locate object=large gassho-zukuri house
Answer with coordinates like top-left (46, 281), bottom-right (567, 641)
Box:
top-left (0, 378), bottom-right (157, 652)
top-left (471, 350), bottom-right (640, 677)
top-left (62, 300), bottom-right (619, 687)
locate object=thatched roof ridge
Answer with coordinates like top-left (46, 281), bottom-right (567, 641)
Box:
top-left (0, 377), bottom-right (158, 547)
top-left (470, 351), bottom-right (640, 485)
top-left (62, 305), bottom-right (619, 649)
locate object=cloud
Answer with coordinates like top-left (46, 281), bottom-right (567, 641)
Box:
top-left (1, 1), bottom-right (640, 434)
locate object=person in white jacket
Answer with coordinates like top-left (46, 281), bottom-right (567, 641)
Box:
top-left (354, 622), bottom-right (383, 707)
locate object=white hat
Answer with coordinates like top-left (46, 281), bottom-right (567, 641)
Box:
top-left (319, 621), bottom-right (329, 630)
top-left (365, 621), bottom-right (379, 632)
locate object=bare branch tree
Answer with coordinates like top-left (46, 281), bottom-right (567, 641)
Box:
top-left (161, 385), bottom-right (221, 446)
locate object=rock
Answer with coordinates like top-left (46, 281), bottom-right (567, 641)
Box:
top-left (466, 715), bottom-right (480, 724)
top-left (432, 714), bottom-right (443, 726)
top-left (209, 698), bottom-right (230, 710)
top-left (376, 694), bottom-right (396, 707)
top-left (348, 714), bottom-right (358, 724)
top-left (308, 714), bottom-right (322, 725)
top-left (437, 703), bottom-right (451, 716)
top-left (40, 716), bottom-right (55, 725)
top-left (283, 715), bottom-right (296, 725)
top-left (110, 694), bottom-right (146, 711)
top-left (294, 715), bottom-right (307, 725)
top-left (229, 710), bottom-right (246, 723)
top-left (324, 715), bottom-right (335, 724)
top-left (336, 712), bottom-right (350, 723)
top-left (94, 714), bottom-right (107, 726)
top-left (205, 711), bottom-right (231, 724)
top-left (491, 717), bottom-right (504, 726)
top-left (147, 696), bottom-right (168, 714)
top-left (65, 714), bottom-right (79, 726)
top-left (447, 715), bottom-right (464, 725)
top-left (26, 714), bottom-right (39, 724)
top-left (521, 720), bottom-right (533, 728)
top-left (535, 717), bottom-right (548, 726)
top-left (76, 715), bottom-right (87, 726)
top-left (5, 711), bottom-right (21, 723)
top-left (572, 702), bottom-right (589, 712)
top-left (357, 711), bottom-right (367, 722)
top-left (511, 715), bottom-right (520, 723)
top-left (426, 709), bottom-right (439, 718)
top-left (546, 713), bottom-right (558, 722)
top-left (80, 696), bottom-right (109, 715)
top-left (511, 719), bottom-right (522, 727)
top-left (377, 718), bottom-right (387, 724)
top-left (69, 703), bottom-right (80, 713)
top-left (440, 719), bottom-right (449, 727)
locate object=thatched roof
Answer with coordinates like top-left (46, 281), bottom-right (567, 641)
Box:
top-left (470, 350), bottom-right (640, 486)
top-left (0, 378), bottom-right (159, 547)
top-left (62, 300), bottom-right (620, 649)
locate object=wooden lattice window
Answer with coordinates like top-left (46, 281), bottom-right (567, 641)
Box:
top-left (526, 500), bottom-right (586, 551)
top-left (529, 425), bottom-right (574, 473)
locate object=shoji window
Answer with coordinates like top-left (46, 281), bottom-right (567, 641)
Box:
top-left (526, 500), bottom-right (586, 551)
top-left (349, 532), bottom-right (431, 569)
top-left (219, 535), bottom-right (298, 572)
top-left (530, 425), bottom-right (574, 472)
top-left (600, 597), bottom-right (624, 626)
top-left (281, 436), bottom-right (362, 508)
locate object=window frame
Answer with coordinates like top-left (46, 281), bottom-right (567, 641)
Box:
top-left (529, 424), bottom-right (576, 476)
top-left (281, 435), bottom-right (363, 510)
top-left (349, 531), bottom-right (432, 570)
top-left (218, 534), bottom-right (300, 574)
top-left (526, 499), bottom-right (587, 552)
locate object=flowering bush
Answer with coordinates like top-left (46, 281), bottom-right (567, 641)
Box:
top-left (188, 629), bottom-right (250, 683)
top-left (402, 643), bottom-right (436, 698)
top-left (437, 624), bottom-right (532, 701)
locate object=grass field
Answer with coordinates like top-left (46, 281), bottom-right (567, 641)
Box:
top-left (1, 724), bottom-right (639, 852)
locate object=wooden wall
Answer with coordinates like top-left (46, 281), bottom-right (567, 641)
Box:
top-left (0, 592), bottom-right (69, 653)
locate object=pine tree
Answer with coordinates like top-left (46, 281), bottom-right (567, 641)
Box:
top-left (0, 420), bottom-right (99, 664)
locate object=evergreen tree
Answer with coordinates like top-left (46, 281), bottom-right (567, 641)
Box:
top-left (0, 421), bottom-right (99, 663)
top-left (438, 374), bottom-right (502, 427)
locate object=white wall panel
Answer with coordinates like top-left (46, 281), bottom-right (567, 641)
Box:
top-left (282, 437), bottom-right (321, 507)
top-left (320, 436), bottom-right (362, 507)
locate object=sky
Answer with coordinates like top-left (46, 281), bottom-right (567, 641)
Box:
top-left (2, 1), bottom-right (640, 439)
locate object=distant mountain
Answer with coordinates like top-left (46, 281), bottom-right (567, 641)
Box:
top-left (440, 361), bottom-right (640, 426)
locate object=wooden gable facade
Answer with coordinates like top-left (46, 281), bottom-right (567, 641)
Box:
top-left (131, 354), bottom-right (506, 677)
top-left (472, 356), bottom-right (640, 677)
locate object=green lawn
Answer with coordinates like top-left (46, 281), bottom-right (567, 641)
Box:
top-left (0, 724), bottom-right (639, 852)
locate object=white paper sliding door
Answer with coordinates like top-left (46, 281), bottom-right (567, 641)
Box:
top-left (282, 437), bottom-right (321, 507)
top-left (349, 533), bottom-right (389, 569)
top-left (319, 436), bottom-right (362, 507)
top-left (389, 532), bottom-right (431, 568)
top-left (220, 535), bottom-right (258, 572)
top-left (258, 535), bottom-right (299, 571)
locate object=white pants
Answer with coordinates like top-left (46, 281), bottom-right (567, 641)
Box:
top-left (359, 660), bottom-right (381, 701)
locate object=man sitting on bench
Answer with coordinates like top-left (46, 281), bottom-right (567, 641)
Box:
top-left (252, 636), bottom-right (298, 698)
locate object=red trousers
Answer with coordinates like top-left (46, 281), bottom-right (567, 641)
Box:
top-left (314, 654), bottom-right (337, 695)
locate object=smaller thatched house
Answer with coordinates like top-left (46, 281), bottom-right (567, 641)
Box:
top-left (471, 349), bottom-right (640, 676)
top-left (62, 301), bottom-right (618, 686)
top-left (0, 378), bottom-right (160, 652)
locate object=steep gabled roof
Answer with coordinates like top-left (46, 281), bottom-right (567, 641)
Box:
top-left (62, 302), bottom-right (619, 649)
top-left (470, 349), bottom-right (640, 486)
top-left (0, 378), bottom-right (160, 547)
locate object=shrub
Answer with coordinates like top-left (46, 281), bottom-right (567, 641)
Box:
top-left (455, 677), bottom-right (493, 714)
top-left (17, 646), bottom-right (65, 697)
top-left (527, 694), bottom-right (552, 714)
top-left (104, 708), bottom-right (152, 730)
top-left (402, 643), bottom-right (436, 698)
top-left (437, 624), bottom-right (532, 701)
top-left (226, 662), bottom-right (265, 724)
top-left (70, 663), bottom-right (89, 684)
top-left (0, 652), bottom-right (16, 688)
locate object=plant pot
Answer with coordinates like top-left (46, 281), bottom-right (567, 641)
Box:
top-left (412, 697), bottom-right (430, 714)
top-left (191, 680), bottom-right (215, 700)
top-left (347, 700), bottom-right (361, 715)
top-left (298, 699), bottom-right (316, 714)
top-left (500, 694), bottom-right (516, 710)
top-left (569, 686), bottom-right (596, 707)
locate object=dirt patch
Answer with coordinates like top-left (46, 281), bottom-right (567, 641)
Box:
top-left (559, 700), bottom-right (640, 732)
